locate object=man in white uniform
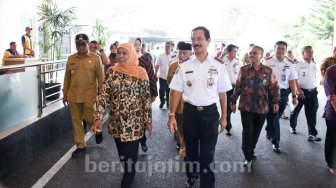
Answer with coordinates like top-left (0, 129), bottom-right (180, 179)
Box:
top-left (221, 44), bottom-right (241, 136)
top-left (264, 41), bottom-right (298, 153)
top-left (168, 26), bottom-right (231, 188)
top-left (289, 46), bottom-right (321, 141)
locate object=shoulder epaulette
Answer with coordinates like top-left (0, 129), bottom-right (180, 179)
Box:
top-left (181, 57), bottom-right (190, 63)
top-left (284, 56), bottom-right (294, 64)
top-left (214, 57), bottom-right (224, 64)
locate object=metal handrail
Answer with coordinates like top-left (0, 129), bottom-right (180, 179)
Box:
top-left (45, 83), bottom-right (62, 90)
top-left (0, 60), bottom-right (66, 71)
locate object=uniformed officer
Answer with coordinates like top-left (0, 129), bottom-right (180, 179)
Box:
top-left (289, 46), bottom-right (321, 141)
top-left (167, 42), bottom-right (193, 160)
top-left (221, 44), bottom-right (242, 136)
top-left (63, 33), bottom-right (104, 158)
top-left (264, 41), bottom-right (298, 153)
top-left (168, 26), bottom-right (231, 188)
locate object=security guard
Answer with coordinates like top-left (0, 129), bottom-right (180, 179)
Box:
top-left (264, 41), bottom-right (297, 153)
top-left (221, 44), bottom-right (241, 136)
top-left (63, 33), bottom-right (104, 158)
top-left (168, 26), bottom-right (231, 188)
top-left (290, 46), bottom-right (321, 141)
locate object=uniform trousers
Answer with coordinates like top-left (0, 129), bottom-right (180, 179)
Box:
top-left (325, 119), bottom-right (336, 168)
top-left (241, 111), bottom-right (266, 161)
top-left (69, 102), bottom-right (94, 148)
top-left (266, 89), bottom-right (288, 147)
top-left (266, 102), bottom-right (280, 147)
top-left (183, 102), bottom-right (219, 188)
top-left (290, 88), bottom-right (319, 135)
top-left (176, 113), bottom-right (186, 158)
top-left (226, 88), bottom-right (234, 131)
top-left (279, 88), bottom-right (290, 115)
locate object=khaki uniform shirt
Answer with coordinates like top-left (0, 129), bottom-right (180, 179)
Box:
top-left (63, 51), bottom-right (104, 104)
top-left (167, 61), bottom-right (184, 114)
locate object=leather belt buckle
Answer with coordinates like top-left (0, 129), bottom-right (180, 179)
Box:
top-left (196, 106), bottom-right (203, 111)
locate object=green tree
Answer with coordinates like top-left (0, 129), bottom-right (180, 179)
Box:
top-left (307, 0), bottom-right (336, 43)
top-left (91, 19), bottom-right (111, 49)
top-left (38, 0), bottom-right (79, 60)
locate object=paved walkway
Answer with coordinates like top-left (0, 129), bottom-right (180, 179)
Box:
top-left (2, 85), bottom-right (336, 188)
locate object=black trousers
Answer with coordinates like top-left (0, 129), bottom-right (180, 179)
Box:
top-left (183, 102), bottom-right (219, 188)
top-left (279, 88), bottom-right (290, 115)
top-left (159, 78), bottom-right (170, 106)
top-left (266, 100), bottom-right (280, 147)
top-left (290, 88), bottom-right (319, 135)
top-left (114, 138), bottom-right (140, 188)
top-left (226, 88), bottom-right (234, 131)
top-left (241, 111), bottom-right (266, 161)
top-left (325, 119), bottom-right (336, 168)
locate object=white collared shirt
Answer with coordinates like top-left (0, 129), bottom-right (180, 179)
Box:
top-left (295, 60), bottom-right (317, 89)
top-left (264, 56), bottom-right (297, 89)
top-left (223, 56), bottom-right (242, 84)
top-left (155, 52), bottom-right (172, 79)
top-left (169, 54), bottom-right (232, 106)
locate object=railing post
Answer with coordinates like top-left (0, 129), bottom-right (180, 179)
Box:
top-left (37, 65), bottom-right (43, 117)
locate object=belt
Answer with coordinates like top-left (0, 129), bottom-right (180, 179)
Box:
top-left (301, 87), bottom-right (316, 92)
top-left (185, 102), bottom-right (216, 111)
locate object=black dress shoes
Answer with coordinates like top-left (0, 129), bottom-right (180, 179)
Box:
top-left (95, 131), bottom-right (103, 144)
top-left (141, 144), bottom-right (148, 152)
top-left (186, 177), bottom-right (197, 188)
top-left (72, 147), bottom-right (86, 158)
top-left (272, 144), bottom-right (281, 153)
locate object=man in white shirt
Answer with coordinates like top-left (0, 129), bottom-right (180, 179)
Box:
top-left (221, 44), bottom-right (241, 136)
top-left (155, 41), bottom-right (173, 109)
top-left (289, 46), bottom-right (321, 141)
top-left (168, 26), bottom-right (231, 188)
top-left (264, 41), bottom-right (298, 153)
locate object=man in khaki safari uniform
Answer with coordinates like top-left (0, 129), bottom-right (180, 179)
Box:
top-left (63, 33), bottom-right (104, 158)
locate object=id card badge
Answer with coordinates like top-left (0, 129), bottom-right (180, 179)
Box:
top-left (233, 66), bottom-right (238, 74)
top-left (207, 78), bottom-right (214, 89)
top-left (281, 74), bottom-right (286, 81)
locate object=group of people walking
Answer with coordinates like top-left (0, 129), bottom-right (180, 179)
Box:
top-left (62, 26), bottom-right (336, 188)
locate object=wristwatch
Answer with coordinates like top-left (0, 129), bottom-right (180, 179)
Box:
top-left (168, 113), bottom-right (175, 117)
top-left (292, 95), bottom-right (297, 98)
top-left (99, 49), bottom-right (104, 53)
